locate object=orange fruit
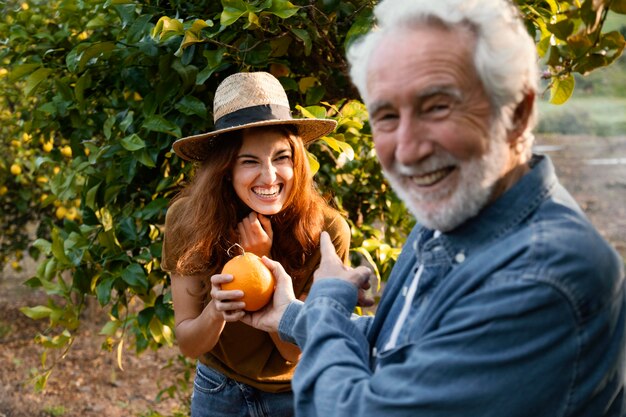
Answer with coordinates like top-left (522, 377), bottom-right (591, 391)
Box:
top-left (221, 252), bottom-right (275, 312)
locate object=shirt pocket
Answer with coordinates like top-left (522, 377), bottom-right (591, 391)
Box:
top-left (375, 342), bottom-right (414, 369)
top-left (194, 363), bottom-right (229, 394)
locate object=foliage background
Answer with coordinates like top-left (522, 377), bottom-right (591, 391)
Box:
top-left (0, 0), bottom-right (625, 405)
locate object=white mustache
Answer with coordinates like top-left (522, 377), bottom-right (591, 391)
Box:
top-left (392, 152), bottom-right (459, 177)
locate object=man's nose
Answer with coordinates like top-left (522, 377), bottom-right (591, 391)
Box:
top-left (394, 117), bottom-right (433, 166)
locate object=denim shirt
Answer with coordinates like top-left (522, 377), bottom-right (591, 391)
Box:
top-left (278, 155), bottom-right (626, 417)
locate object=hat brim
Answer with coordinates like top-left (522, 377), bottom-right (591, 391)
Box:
top-left (172, 118), bottom-right (338, 162)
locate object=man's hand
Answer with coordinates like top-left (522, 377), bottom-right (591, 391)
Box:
top-left (315, 231), bottom-right (376, 307)
top-left (239, 256), bottom-right (297, 333)
top-left (238, 212), bottom-right (273, 257)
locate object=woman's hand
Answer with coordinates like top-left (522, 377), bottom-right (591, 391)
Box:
top-left (237, 212), bottom-right (273, 257)
top-left (239, 256), bottom-right (297, 333)
top-left (210, 273), bottom-right (247, 322)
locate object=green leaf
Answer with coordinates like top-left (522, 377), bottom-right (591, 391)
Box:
top-left (291, 28), bottom-right (312, 56)
top-left (136, 148), bottom-right (157, 168)
top-left (550, 74), bottom-right (575, 104)
top-left (151, 16), bottom-right (184, 40)
top-left (175, 95), bottom-right (208, 118)
top-left (142, 115), bottom-right (182, 137)
top-left (221, 0), bottom-right (248, 26)
top-left (25, 68), bottom-right (53, 96)
top-left (320, 136), bottom-right (355, 160)
top-left (536, 36), bottom-right (551, 58)
top-left (121, 263), bottom-right (149, 290)
top-left (75, 72), bottom-right (92, 103)
top-left (126, 13), bottom-right (153, 44)
top-left (104, 116), bottom-right (115, 139)
top-left (20, 305), bottom-right (54, 320)
top-left (197, 48), bottom-right (228, 84)
top-left (99, 320), bottom-right (121, 336)
top-left (120, 133), bottom-right (147, 151)
top-left (307, 150), bottom-right (320, 175)
top-left (547, 19), bottom-right (575, 41)
top-left (96, 276), bottom-right (115, 305)
top-left (139, 198), bottom-right (169, 220)
top-left (344, 9), bottom-right (374, 51)
top-left (51, 228), bottom-right (72, 265)
top-left (86, 15), bottom-right (108, 29)
top-left (267, 0), bottom-right (300, 18)
top-left (32, 238), bottom-right (52, 255)
top-left (78, 42), bottom-right (116, 72)
top-left (8, 63), bottom-right (41, 82)
top-left (297, 104), bottom-right (326, 119)
top-left (306, 85), bottom-right (326, 105)
top-left (352, 246), bottom-right (381, 282)
top-left (85, 182), bottom-right (101, 210)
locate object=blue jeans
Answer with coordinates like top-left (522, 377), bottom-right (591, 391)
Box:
top-left (191, 362), bottom-right (294, 417)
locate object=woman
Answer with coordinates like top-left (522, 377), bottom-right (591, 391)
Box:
top-left (161, 72), bottom-right (350, 417)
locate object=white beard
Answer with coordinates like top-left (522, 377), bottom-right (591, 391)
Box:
top-left (384, 120), bottom-right (510, 232)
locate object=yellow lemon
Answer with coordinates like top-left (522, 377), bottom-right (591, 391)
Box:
top-left (10, 164), bottom-right (22, 176)
top-left (0, 185), bottom-right (8, 196)
top-left (61, 145), bottom-right (72, 158)
top-left (55, 206), bottom-right (67, 220)
top-left (66, 207), bottom-right (78, 221)
top-left (42, 141), bottom-right (53, 153)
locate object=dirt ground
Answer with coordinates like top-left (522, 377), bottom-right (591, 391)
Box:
top-left (0, 134), bottom-right (625, 417)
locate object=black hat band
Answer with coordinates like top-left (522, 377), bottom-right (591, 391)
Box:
top-left (214, 104), bottom-right (292, 131)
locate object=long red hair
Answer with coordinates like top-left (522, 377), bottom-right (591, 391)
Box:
top-left (164, 125), bottom-right (340, 284)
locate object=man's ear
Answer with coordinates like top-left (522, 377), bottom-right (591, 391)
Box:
top-left (507, 90), bottom-right (535, 143)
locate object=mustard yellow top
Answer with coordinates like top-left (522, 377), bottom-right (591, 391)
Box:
top-left (162, 201), bottom-right (351, 393)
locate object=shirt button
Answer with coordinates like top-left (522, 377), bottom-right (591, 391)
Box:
top-left (455, 252), bottom-right (466, 263)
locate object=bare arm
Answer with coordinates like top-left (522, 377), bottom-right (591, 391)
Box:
top-left (171, 272), bottom-right (243, 359)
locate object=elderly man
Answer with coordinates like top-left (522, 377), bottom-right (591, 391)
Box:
top-left (225, 0), bottom-right (626, 415)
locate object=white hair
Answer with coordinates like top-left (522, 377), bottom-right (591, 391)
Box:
top-left (348, 0), bottom-right (539, 147)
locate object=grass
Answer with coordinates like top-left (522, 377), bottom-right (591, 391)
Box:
top-left (604, 12), bottom-right (626, 32)
top-left (537, 96), bottom-right (626, 136)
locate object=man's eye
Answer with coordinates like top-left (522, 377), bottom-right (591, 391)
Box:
top-left (422, 102), bottom-right (452, 118)
top-left (379, 112), bottom-right (398, 120)
top-left (373, 112), bottom-right (398, 124)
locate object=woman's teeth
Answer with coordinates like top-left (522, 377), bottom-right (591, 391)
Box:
top-left (253, 185), bottom-right (281, 197)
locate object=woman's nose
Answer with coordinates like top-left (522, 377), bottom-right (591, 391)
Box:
top-left (260, 162), bottom-right (277, 182)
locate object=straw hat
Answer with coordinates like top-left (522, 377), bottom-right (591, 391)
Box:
top-left (172, 72), bottom-right (338, 161)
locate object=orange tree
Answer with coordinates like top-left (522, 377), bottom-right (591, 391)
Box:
top-left (0, 0), bottom-right (624, 390)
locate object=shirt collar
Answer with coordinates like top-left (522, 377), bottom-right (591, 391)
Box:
top-left (437, 154), bottom-right (557, 260)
